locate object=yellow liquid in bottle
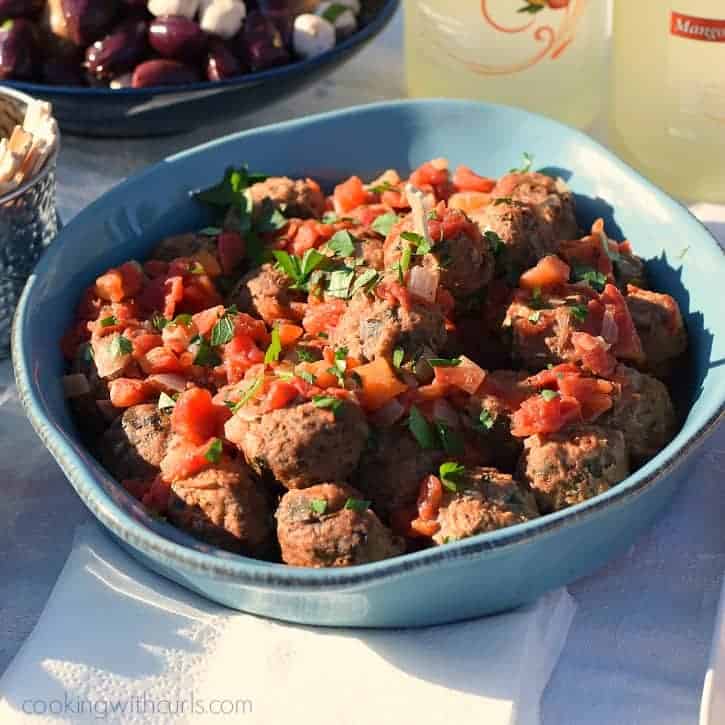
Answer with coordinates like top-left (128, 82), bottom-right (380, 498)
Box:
top-left (404, 0), bottom-right (609, 130)
top-left (610, 0), bottom-right (725, 202)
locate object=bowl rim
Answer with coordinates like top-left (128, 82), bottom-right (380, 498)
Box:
top-left (12, 98), bottom-right (725, 588)
top-left (1, 0), bottom-right (399, 98)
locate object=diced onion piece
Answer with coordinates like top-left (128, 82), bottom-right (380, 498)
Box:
top-left (293, 14), bottom-right (336, 59)
top-left (600, 308), bottom-right (619, 345)
top-left (405, 183), bottom-right (432, 244)
top-left (147, 373), bottom-right (187, 394)
top-left (371, 398), bottom-right (406, 427)
top-left (317, 1), bottom-right (358, 37)
top-left (148, 0), bottom-right (200, 19)
top-left (62, 373), bottom-right (90, 398)
top-left (199, 0), bottom-right (247, 39)
top-left (92, 335), bottom-right (131, 379)
top-left (407, 265), bottom-right (439, 303)
top-left (433, 355), bottom-right (487, 395)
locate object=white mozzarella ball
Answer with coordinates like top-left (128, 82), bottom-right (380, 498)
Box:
top-left (317, 1), bottom-right (358, 38)
top-left (293, 14), bottom-right (336, 59)
top-left (147, 0), bottom-right (200, 19)
top-left (199, 0), bottom-right (247, 39)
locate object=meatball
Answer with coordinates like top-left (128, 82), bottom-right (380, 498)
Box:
top-left (226, 400), bottom-right (369, 489)
top-left (247, 176), bottom-right (326, 219)
top-left (520, 425), bottom-right (629, 513)
top-left (226, 263), bottom-right (303, 325)
top-left (601, 365), bottom-right (677, 464)
top-left (384, 207), bottom-right (494, 300)
top-left (167, 460), bottom-right (273, 556)
top-left (483, 172), bottom-right (579, 271)
top-left (322, 227), bottom-right (385, 271)
top-left (151, 232), bottom-right (216, 262)
top-left (432, 467), bottom-right (539, 545)
top-left (505, 287), bottom-right (592, 371)
top-left (275, 483), bottom-right (404, 567)
top-left (330, 291), bottom-right (446, 364)
top-left (100, 404), bottom-right (171, 481)
top-left (354, 425), bottom-right (443, 520)
top-left (626, 285), bottom-right (687, 377)
top-left (614, 252), bottom-right (647, 290)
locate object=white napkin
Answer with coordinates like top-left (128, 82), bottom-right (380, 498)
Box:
top-left (0, 524), bottom-right (575, 725)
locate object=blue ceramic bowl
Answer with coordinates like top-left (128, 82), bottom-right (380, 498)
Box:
top-left (13, 100), bottom-right (725, 627)
top-left (0, 0), bottom-right (398, 137)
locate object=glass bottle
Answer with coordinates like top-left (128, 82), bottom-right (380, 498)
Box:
top-left (404, 0), bottom-right (610, 129)
top-left (610, 0), bottom-right (725, 202)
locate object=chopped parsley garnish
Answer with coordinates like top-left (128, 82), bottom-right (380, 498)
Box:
top-left (677, 245), bottom-right (690, 261)
top-left (572, 264), bottom-right (607, 292)
top-left (399, 243), bottom-right (413, 279)
top-left (510, 151), bottom-right (534, 174)
top-left (326, 230), bottom-right (356, 258)
top-left (427, 357), bottom-right (462, 368)
top-left (189, 261), bottom-right (205, 275)
top-left (210, 308), bottom-right (237, 347)
top-left (204, 438), bottom-right (223, 464)
top-left (484, 229), bottom-right (505, 257)
top-left (297, 370), bottom-right (316, 384)
top-left (435, 422), bottom-right (465, 457)
top-left (312, 395), bottom-right (343, 416)
top-left (111, 334), bottom-right (132, 357)
top-left (371, 211), bottom-right (399, 237)
top-left (310, 499), bottom-right (328, 515)
top-left (158, 392), bottom-right (177, 412)
top-left (198, 226), bottom-right (222, 236)
top-left (400, 230), bottom-right (432, 256)
top-left (255, 198), bottom-right (287, 232)
top-left (344, 497), bottom-right (371, 513)
top-left (408, 405), bottom-right (437, 450)
top-left (529, 287), bottom-right (544, 309)
top-left (326, 269), bottom-right (355, 299)
top-left (100, 315), bottom-right (117, 328)
top-left (193, 165), bottom-right (266, 207)
top-left (541, 389), bottom-right (560, 401)
top-left (264, 326), bottom-right (282, 364)
top-left (350, 269), bottom-right (379, 297)
top-left (478, 409), bottom-right (496, 431)
top-left (493, 196), bottom-right (513, 206)
top-left (393, 347), bottom-right (404, 369)
top-left (194, 339), bottom-right (222, 367)
top-left (151, 313), bottom-right (168, 330)
top-left (321, 212), bottom-right (340, 224)
top-left (528, 310), bottom-right (541, 324)
top-left (518, 2), bottom-right (545, 14)
top-left (439, 461), bottom-right (466, 492)
top-left (231, 376), bottom-right (263, 411)
top-left (173, 313), bottom-right (193, 327)
top-left (569, 303), bottom-right (588, 322)
top-left (273, 249), bottom-right (327, 291)
top-left (295, 347), bottom-right (315, 363)
top-left (367, 180), bottom-right (397, 194)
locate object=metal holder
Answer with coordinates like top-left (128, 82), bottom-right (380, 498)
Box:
top-left (0, 89), bottom-right (60, 357)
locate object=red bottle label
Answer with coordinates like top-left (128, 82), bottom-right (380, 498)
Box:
top-left (670, 12), bottom-right (725, 42)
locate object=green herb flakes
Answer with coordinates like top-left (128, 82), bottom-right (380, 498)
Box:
top-left (204, 438), bottom-right (223, 464)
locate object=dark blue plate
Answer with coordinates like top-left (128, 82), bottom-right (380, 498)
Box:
top-left (0, 0), bottom-right (398, 137)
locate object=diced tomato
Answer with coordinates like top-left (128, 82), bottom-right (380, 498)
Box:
top-left (291, 221), bottom-right (321, 256)
top-left (334, 176), bottom-right (369, 214)
top-left (525, 363), bottom-right (580, 390)
top-left (548, 0), bottom-right (570, 9)
top-left (353, 357), bottom-right (408, 411)
top-left (427, 206), bottom-right (479, 244)
top-left (558, 233), bottom-right (614, 278)
top-left (410, 518), bottom-right (441, 537)
top-left (619, 240), bottom-right (633, 255)
top-left (570, 332), bottom-right (617, 378)
top-left (217, 231), bottom-right (246, 276)
top-left (179, 274), bottom-right (223, 313)
top-left (223, 334), bottom-right (265, 384)
top-left (192, 306), bottom-right (224, 336)
top-left (277, 323), bottom-right (303, 347)
top-left (302, 299), bottom-right (347, 336)
top-left (510, 393), bottom-right (582, 437)
top-left (409, 161), bottom-right (450, 199)
top-left (417, 474), bottom-right (443, 521)
top-left (164, 276), bottom-right (184, 318)
top-left (381, 189), bottom-right (408, 209)
top-left (433, 356), bottom-right (486, 395)
top-left (599, 284), bottom-right (645, 363)
top-left (171, 387), bottom-right (220, 445)
top-left (139, 345), bottom-right (184, 375)
top-left (235, 312), bottom-right (270, 345)
top-left (109, 378), bottom-right (155, 408)
top-left (131, 332), bottom-right (163, 358)
top-left (519, 255), bottom-right (571, 290)
top-left (297, 360), bottom-right (339, 389)
top-left (375, 280), bottom-right (411, 311)
top-left (414, 380), bottom-right (451, 401)
top-left (263, 381), bottom-right (299, 412)
top-left (94, 261), bottom-right (144, 303)
top-left (160, 439), bottom-right (215, 482)
top-left (492, 173), bottom-right (524, 197)
top-left (162, 319), bottom-right (197, 354)
top-left (140, 476), bottom-right (171, 514)
top-left (452, 165), bottom-right (497, 193)
top-left (558, 375), bottom-right (614, 421)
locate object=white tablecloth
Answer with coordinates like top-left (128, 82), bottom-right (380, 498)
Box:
top-left (2, 9), bottom-right (725, 725)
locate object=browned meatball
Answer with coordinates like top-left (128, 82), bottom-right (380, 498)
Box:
top-left (520, 425), bottom-right (629, 513)
top-left (330, 291), bottom-right (446, 364)
top-left (432, 467), bottom-right (539, 545)
top-left (226, 263), bottom-right (304, 325)
top-left (505, 287), bottom-right (592, 371)
top-left (248, 176), bottom-right (326, 219)
top-left (601, 365), bottom-right (677, 464)
top-left (101, 404), bottom-right (171, 481)
top-left (626, 285), bottom-right (687, 377)
top-left (167, 460), bottom-right (273, 556)
top-left (483, 173), bottom-right (579, 272)
top-left (226, 400), bottom-right (369, 489)
top-left (614, 252), bottom-right (647, 290)
top-left (384, 208), bottom-right (494, 300)
top-left (275, 483), bottom-right (404, 567)
top-left (151, 232), bottom-right (216, 262)
top-left (354, 425), bottom-right (443, 520)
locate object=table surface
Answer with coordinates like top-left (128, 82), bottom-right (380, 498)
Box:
top-left (3, 9), bottom-right (725, 725)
